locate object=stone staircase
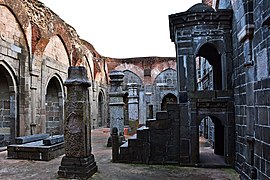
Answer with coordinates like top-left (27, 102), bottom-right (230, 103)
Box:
top-left (117, 104), bottom-right (180, 164)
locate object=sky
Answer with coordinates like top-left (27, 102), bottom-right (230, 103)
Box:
top-left (39, 0), bottom-right (201, 58)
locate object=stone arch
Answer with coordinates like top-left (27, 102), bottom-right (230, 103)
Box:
top-left (0, 62), bottom-right (17, 146)
top-left (45, 75), bottom-right (64, 135)
top-left (0, 2), bottom-right (31, 50)
top-left (151, 63), bottom-right (177, 84)
top-left (161, 93), bottom-right (177, 111)
top-left (196, 42), bottom-right (222, 90)
top-left (154, 68), bottom-right (178, 112)
top-left (154, 68), bottom-right (177, 87)
top-left (115, 64), bottom-right (144, 84)
top-left (123, 70), bottom-right (143, 89)
top-left (97, 90), bottom-right (105, 127)
top-left (43, 35), bottom-right (70, 67)
top-left (197, 115), bottom-right (226, 164)
top-left (80, 55), bottom-right (94, 83)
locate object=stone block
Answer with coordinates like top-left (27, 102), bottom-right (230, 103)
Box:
top-left (148, 119), bottom-right (170, 130)
top-left (136, 127), bottom-right (149, 141)
top-left (58, 155), bottom-right (97, 179)
top-left (263, 143), bottom-right (270, 161)
top-left (15, 134), bottom-right (50, 144)
top-left (262, 127), bottom-right (270, 144)
top-left (43, 135), bottom-right (64, 146)
top-left (156, 111), bottom-right (168, 120)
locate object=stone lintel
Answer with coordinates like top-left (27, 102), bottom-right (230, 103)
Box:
top-left (109, 92), bottom-right (125, 97)
top-left (109, 102), bottom-right (125, 106)
top-left (237, 24), bottom-right (255, 43)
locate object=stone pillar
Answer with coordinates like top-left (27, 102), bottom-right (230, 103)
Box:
top-left (58, 66), bottom-right (97, 179)
top-left (107, 70), bottom-right (125, 146)
top-left (111, 127), bottom-right (119, 162)
top-left (127, 83), bottom-right (139, 134)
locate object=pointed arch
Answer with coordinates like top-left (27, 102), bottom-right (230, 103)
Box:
top-left (45, 74), bottom-right (64, 135)
top-left (0, 61), bottom-right (18, 146)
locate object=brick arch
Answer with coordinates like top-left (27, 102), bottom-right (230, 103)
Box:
top-left (0, 0), bottom-right (30, 31)
top-left (153, 68), bottom-right (177, 84)
top-left (151, 62), bottom-right (177, 84)
top-left (0, 3), bottom-right (30, 59)
top-left (81, 55), bottom-right (94, 82)
top-left (114, 64), bottom-right (144, 83)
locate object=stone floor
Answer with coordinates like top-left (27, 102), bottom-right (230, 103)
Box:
top-left (0, 128), bottom-right (240, 180)
top-left (199, 136), bottom-right (229, 167)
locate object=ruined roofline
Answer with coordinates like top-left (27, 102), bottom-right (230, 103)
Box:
top-left (107, 56), bottom-right (176, 62)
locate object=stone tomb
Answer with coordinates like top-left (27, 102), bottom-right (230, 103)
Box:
top-left (7, 134), bottom-right (64, 161)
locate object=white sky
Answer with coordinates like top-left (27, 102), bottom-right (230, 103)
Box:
top-left (39, 0), bottom-right (201, 58)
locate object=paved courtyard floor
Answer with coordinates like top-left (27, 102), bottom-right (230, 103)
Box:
top-left (0, 128), bottom-right (240, 180)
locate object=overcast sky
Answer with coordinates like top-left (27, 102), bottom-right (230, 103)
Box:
top-left (39, 0), bottom-right (201, 58)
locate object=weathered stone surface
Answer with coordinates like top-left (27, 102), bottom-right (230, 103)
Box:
top-left (15, 134), bottom-right (50, 144)
top-left (58, 66), bottom-right (97, 179)
top-left (109, 70), bottom-right (125, 136)
top-left (43, 135), bottom-right (64, 146)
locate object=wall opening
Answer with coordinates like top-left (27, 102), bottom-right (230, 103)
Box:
top-left (199, 116), bottom-right (225, 165)
top-left (161, 93), bottom-right (177, 111)
top-left (45, 77), bottom-right (63, 135)
top-left (123, 92), bottom-right (129, 125)
top-left (98, 91), bottom-right (104, 127)
top-left (196, 43), bottom-right (222, 90)
top-left (0, 65), bottom-right (14, 146)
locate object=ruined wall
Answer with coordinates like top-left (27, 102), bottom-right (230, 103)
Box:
top-left (225, 0), bottom-right (270, 179)
top-left (107, 57), bottom-right (177, 124)
top-left (0, 0), bottom-right (109, 143)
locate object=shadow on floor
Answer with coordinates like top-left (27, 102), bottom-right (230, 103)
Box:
top-left (198, 136), bottom-right (230, 168)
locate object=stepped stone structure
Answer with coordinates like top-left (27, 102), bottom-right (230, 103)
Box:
top-left (114, 1), bottom-right (270, 180)
top-left (0, 0), bottom-right (176, 148)
top-left (2, 0), bottom-right (270, 179)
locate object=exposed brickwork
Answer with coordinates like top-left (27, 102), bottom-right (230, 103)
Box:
top-left (202, 0), bottom-right (212, 7)
top-left (0, 0), bottom-right (177, 146)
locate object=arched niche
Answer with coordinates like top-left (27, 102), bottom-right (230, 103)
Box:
top-left (43, 35), bottom-right (70, 70)
top-left (97, 90), bottom-right (105, 127)
top-left (196, 43), bottom-right (222, 90)
top-left (0, 63), bottom-right (17, 146)
top-left (45, 76), bottom-right (64, 135)
top-left (161, 93), bottom-right (177, 111)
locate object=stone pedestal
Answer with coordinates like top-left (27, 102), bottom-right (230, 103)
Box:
top-left (58, 66), bottom-right (97, 179)
top-left (107, 70), bottom-right (125, 147)
top-left (127, 83), bottom-right (139, 134)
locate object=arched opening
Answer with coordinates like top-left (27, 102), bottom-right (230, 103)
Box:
top-left (123, 92), bottom-right (129, 126)
top-left (161, 93), bottom-right (177, 111)
top-left (199, 116), bottom-right (225, 165)
top-left (0, 65), bottom-right (16, 146)
top-left (45, 77), bottom-right (63, 135)
top-left (98, 91), bottom-right (104, 127)
top-left (196, 43), bottom-right (222, 90)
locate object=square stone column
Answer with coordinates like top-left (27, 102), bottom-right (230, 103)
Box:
top-left (107, 70), bottom-right (125, 147)
top-left (127, 83), bottom-right (139, 134)
top-left (58, 66), bottom-right (97, 179)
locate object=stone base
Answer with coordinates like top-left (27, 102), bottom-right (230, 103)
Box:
top-left (107, 135), bottom-right (125, 147)
top-left (58, 155), bottom-right (97, 179)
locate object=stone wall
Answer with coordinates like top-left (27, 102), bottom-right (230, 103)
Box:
top-left (218, 0), bottom-right (270, 179)
top-left (0, 0), bottom-right (177, 146)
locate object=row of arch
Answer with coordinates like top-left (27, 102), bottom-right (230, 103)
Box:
top-left (0, 2), bottom-right (108, 146)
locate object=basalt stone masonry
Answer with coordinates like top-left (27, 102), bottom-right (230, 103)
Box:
top-left (58, 66), bottom-right (97, 179)
top-left (115, 1), bottom-right (235, 169)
